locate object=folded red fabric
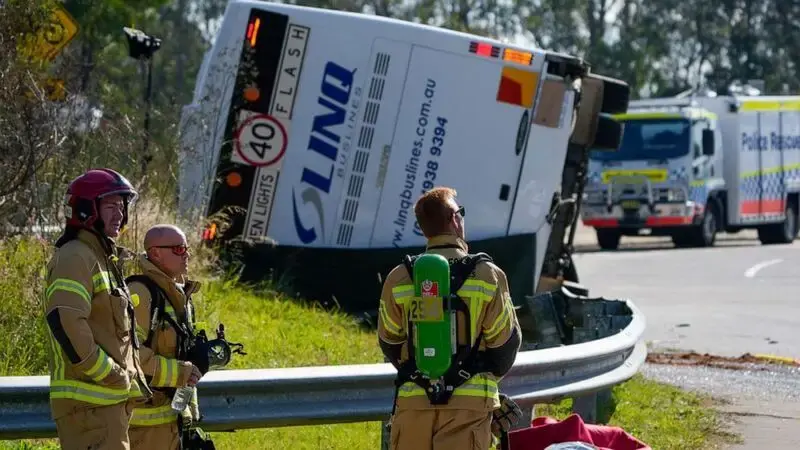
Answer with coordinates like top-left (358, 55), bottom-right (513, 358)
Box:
top-left (507, 413), bottom-right (652, 450)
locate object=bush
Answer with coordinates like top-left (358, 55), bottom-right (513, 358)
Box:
top-left (0, 237), bottom-right (52, 376)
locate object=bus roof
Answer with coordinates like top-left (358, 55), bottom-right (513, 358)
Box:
top-left (226, 0), bottom-right (550, 55)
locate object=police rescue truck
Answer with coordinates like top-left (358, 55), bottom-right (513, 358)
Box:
top-left (581, 94), bottom-right (800, 250)
top-left (177, 0), bottom-right (628, 314)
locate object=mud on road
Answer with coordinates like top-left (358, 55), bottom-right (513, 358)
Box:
top-left (646, 350), bottom-right (800, 372)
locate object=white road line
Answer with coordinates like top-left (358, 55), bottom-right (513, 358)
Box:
top-left (744, 259), bottom-right (784, 278)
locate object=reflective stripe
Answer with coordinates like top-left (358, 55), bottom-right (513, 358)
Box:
top-left (392, 284), bottom-right (414, 301)
top-left (50, 380), bottom-right (129, 405)
top-left (397, 374), bottom-right (499, 399)
top-left (46, 279), bottom-right (90, 305)
top-left (92, 271), bottom-right (110, 294)
top-left (153, 356), bottom-right (179, 387)
top-left (129, 382), bottom-right (145, 399)
top-left (130, 404), bottom-right (177, 426)
top-left (485, 301), bottom-right (511, 341)
top-left (164, 304), bottom-right (178, 323)
top-left (84, 348), bottom-right (113, 382)
top-left (47, 331), bottom-right (64, 379)
top-left (458, 279), bottom-right (496, 301)
top-left (379, 299), bottom-right (403, 337)
top-left (135, 325), bottom-right (148, 343)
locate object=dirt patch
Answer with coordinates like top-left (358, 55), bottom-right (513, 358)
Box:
top-left (646, 351), bottom-right (800, 371)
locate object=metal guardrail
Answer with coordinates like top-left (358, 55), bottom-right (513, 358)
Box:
top-left (0, 298), bottom-right (646, 441)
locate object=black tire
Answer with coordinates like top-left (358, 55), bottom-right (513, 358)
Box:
top-left (671, 201), bottom-right (720, 248)
top-left (671, 232), bottom-right (693, 248)
top-left (758, 202), bottom-right (797, 245)
top-left (596, 229), bottom-right (621, 250)
top-left (692, 201), bottom-right (720, 247)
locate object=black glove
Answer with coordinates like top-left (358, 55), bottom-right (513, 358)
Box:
top-left (182, 428), bottom-right (216, 450)
top-left (491, 393), bottom-right (523, 438)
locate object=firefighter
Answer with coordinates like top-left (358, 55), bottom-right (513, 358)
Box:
top-left (44, 168), bottom-right (152, 450)
top-left (378, 186), bottom-right (523, 450)
top-left (126, 224), bottom-right (205, 449)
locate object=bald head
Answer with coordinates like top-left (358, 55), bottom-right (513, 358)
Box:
top-left (144, 224), bottom-right (190, 279)
top-left (144, 224), bottom-right (186, 250)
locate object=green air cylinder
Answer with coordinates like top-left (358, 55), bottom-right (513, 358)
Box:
top-left (411, 253), bottom-right (453, 379)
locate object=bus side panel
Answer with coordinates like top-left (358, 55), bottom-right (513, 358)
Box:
top-left (329, 39), bottom-right (413, 249)
top-left (371, 46), bottom-right (537, 247)
top-left (265, 24), bottom-right (370, 248)
top-left (178, 17), bottom-right (247, 222)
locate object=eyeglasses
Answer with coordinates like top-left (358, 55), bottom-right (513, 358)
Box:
top-left (454, 206), bottom-right (465, 217)
top-left (150, 245), bottom-right (189, 256)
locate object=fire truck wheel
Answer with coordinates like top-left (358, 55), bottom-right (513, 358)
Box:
top-left (595, 229), bottom-right (621, 250)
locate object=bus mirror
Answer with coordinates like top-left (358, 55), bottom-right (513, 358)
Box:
top-left (571, 73), bottom-right (630, 151)
top-left (702, 129), bottom-right (714, 156)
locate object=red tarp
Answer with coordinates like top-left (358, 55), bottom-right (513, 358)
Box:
top-left (508, 414), bottom-right (652, 450)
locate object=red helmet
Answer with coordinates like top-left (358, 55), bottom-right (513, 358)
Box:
top-left (65, 168), bottom-right (138, 231)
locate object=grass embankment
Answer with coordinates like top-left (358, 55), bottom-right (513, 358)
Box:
top-left (0, 229), bottom-right (737, 449)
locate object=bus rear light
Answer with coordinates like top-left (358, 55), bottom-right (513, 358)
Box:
top-left (503, 49), bottom-right (533, 65)
top-left (226, 172), bottom-right (242, 187)
top-left (243, 86), bottom-right (260, 102)
top-left (469, 41), bottom-right (500, 58)
top-left (246, 18), bottom-right (261, 46)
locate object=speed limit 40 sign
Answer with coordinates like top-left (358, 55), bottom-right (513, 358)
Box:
top-left (232, 110), bottom-right (288, 167)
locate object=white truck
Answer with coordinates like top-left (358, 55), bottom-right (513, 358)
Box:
top-left (177, 0), bottom-right (629, 318)
top-left (581, 93), bottom-right (800, 250)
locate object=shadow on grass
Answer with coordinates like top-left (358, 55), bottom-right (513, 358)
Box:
top-left (596, 389), bottom-right (618, 425)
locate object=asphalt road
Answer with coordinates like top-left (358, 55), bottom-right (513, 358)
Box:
top-left (571, 223), bottom-right (800, 448)
top-left (574, 228), bottom-right (800, 359)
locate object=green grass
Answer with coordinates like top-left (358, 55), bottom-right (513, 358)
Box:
top-left (536, 374), bottom-right (741, 450)
top-left (0, 237), bottom-right (51, 377)
top-left (0, 235), bottom-right (738, 450)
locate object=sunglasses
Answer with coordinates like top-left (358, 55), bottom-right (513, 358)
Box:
top-left (151, 244), bottom-right (189, 256)
top-left (454, 206), bottom-right (465, 217)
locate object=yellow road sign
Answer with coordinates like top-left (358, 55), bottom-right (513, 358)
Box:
top-left (21, 3), bottom-right (80, 63)
top-left (44, 78), bottom-right (66, 102)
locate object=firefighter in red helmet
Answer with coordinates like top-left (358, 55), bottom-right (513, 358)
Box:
top-left (43, 168), bottom-right (153, 450)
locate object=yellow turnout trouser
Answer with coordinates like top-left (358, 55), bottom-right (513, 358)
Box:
top-left (54, 401), bottom-right (134, 450)
top-left (389, 407), bottom-right (494, 450)
top-left (129, 422), bottom-right (180, 450)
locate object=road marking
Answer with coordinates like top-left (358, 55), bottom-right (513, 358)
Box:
top-left (744, 259), bottom-right (783, 278)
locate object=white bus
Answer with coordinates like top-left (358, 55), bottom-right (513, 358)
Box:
top-left (178, 0), bottom-right (627, 313)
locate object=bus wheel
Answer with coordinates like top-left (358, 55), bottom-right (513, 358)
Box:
top-left (596, 229), bottom-right (621, 250)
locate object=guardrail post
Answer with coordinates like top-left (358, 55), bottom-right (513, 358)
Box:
top-left (513, 404), bottom-right (534, 431)
top-left (570, 311), bottom-right (600, 423)
top-left (569, 298), bottom-right (630, 424)
top-left (380, 420), bottom-right (391, 450)
top-left (381, 355), bottom-right (393, 450)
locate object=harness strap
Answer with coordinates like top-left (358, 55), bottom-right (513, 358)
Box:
top-left (392, 251), bottom-right (494, 407)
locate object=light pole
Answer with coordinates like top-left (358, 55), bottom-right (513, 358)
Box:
top-left (123, 27), bottom-right (162, 175)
